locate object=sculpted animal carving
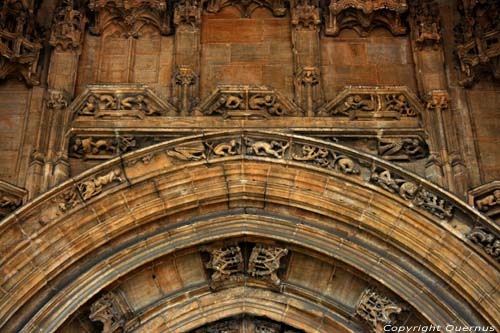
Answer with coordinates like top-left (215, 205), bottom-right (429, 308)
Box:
top-left (246, 139), bottom-right (289, 159)
top-left (209, 140), bottom-right (239, 157)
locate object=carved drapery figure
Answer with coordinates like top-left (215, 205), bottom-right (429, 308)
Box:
top-left (356, 288), bottom-right (405, 333)
top-left (0, 1), bottom-right (42, 85)
top-left (455, 0), bottom-right (500, 86)
top-left (49, 3), bottom-right (87, 52)
top-left (324, 0), bottom-right (408, 37)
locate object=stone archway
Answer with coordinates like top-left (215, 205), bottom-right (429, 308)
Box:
top-left (0, 131), bottom-right (498, 333)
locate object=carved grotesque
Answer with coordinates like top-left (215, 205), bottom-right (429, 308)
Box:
top-left (77, 169), bottom-right (124, 200)
top-left (377, 138), bottom-right (427, 161)
top-left (468, 227), bottom-right (500, 260)
top-left (475, 190), bottom-right (500, 211)
top-left (245, 138), bottom-right (289, 159)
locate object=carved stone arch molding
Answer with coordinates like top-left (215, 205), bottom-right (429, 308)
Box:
top-left (0, 131), bottom-right (499, 333)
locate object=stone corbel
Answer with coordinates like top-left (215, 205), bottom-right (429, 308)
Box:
top-left (0, 180), bottom-right (27, 219)
top-left (468, 181), bottom-right (500, 223)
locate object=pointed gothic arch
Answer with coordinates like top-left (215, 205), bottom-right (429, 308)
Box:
top-left (0, 131), bottom-right (498, 332)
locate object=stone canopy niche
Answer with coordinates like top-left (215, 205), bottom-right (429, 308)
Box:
top-left (190, 315), bottom-right (304, 333)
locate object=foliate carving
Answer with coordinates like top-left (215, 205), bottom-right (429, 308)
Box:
top-left (54, 188), bottom-right (80, 214)
top-left (174, 0), bottom-right (202, 27)
top-left (89, 0), bottom-right (172, 37)
top-left (70, 136), bottom-right (137, 160)
top-left (0, 2), bottom-right (42, 85)
top-left (46, 90), bottom-right (69, 110)
top-left (468, 227), bottom-right (500, 261)
top-left (205, 246), bottom-right (244, 286)
top-left (77, 169), bottom-right (124, 201)
top-left (245, 138), bottom-right (289, 159)
top-left (292, 144), bottom-right (359, 174)
top-left (73, 85), bottom-right (175, 118)
top-left (195, 86), bottom-right (300, 119)
top-left (410, 0), bottom-right (441, 49)
top-left (356, 288), bottom-right (405, 333)
top-left (248, 245), bottom-right (288, 286)
top-left (370, 167), bottom-right (452, 219)
top-left (89, 291), bottom-right (129, 333)
top-left (206, 0), bottom-right (287, 18)
top-left (318, 87), bottom-right (420, 119)
top-left (455, 0), bottom-right (500, 86)
top-left (203, 243), bottom-right (289, 289)
top-left (49, 3), bottom-right (87, 52)
top-left (290, 0), bottom-right (321, 29)
top-left (324, 0), bottom-right (408, 37)
top-left (377, 138), bottom-right (427, 161)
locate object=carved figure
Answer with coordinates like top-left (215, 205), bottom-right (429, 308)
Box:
top-left (71, 137), bottom-right (117, 158)
top-left (0, 193), bottom-right (21, 212)
top-left (249, 94), bottom-right (275, 109)
top-left (78, 169), bottom-right (123, 200)
top-left (248, 245), bottom-right (288, 286)
top-left (356, 288), bottom-right (404, 333)
top-left (55, 189), bottom-right (80, 213)
top-left (378, 138), bottom-right (426, 161)
top-left (337, 95), bottom-right (375, 116)
top-left (370, 169), bottom-right (401, 193)
top-left (476, 190), bottom-right (500, 211)
top-left (46, 90), bottom-right (68, 110)
top-left (80, 95), bottom-right (99, 115)
top-left (49, 4), bottom-right (86, 51)
top-left (415, 189), bottom-right (453, 219)
top-left (468, 227), bottom-right (500, 259)
top-left (100, 94), bottom-right (117, 109)
top-left (385, 94), bottom-right (415, 116)
top-left (246, 139), bottom-right (289, 159)
top-left (209, 139), bottom-right (240, 157)
top-left (167, 141), bottom-right (206, 160)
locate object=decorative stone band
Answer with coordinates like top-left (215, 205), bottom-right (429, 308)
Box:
top-left (4, 131), bottom-right (499, 262)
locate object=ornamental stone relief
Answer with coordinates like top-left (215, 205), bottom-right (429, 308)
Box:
top-left (206, 0), bottom-right (287, 17)
top-left (49, 3), bottom-right (87, 52)
top-left (356, 287), bottom-right (406, 333)
top-left (192, 316), bottom-right (303, 333)
top-left (0, 180), bottom-right (26, 219)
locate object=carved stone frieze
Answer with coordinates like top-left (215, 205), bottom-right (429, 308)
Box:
top-left (0, 181), bottom-right (26, 219)
top-left (324, 0), bottom-right (408, 37)
top-left (245, 138), bottom-right (290, 159)
top-left (203, 243), bottom-right (289, 289)
top-left (71, 85), bottom-right (176, 118)
top-left (49, 3), bottom-right (87, 52)
top-left (0, 1), bottom-right (42, 85)
top-left (89, 0), bottom-right (172, 37)
top-left (317, 87), bottom-right (421, 120)
top-left (356, 287), bottom-right (405, 333)
top-left (89, 291), bottom-right (131, 333)
top-left (206, 0), bottom-right (287, 18)
top-left (70, 136), bottom-right (137, 160)
top-left (292, 144), bottom-right (359, 174)
top-left (370, 166), bottom-right (452, 219)
top-left (248, 244), bottom-right (288, 286)
top-left (468, 227), bottom-right (500, 261)
top-left (377, 137), bottom-right (427, 161)
top-left (290, 0), bottom-right (321, 29)
top-left (167, 141), bottom-right (207, 160)
top-left (409, 0), bottom-right (442, 49)
top-left (455, 0), bottom-right (500, 86)
top-left (194, 85), bottom-right (300, 118)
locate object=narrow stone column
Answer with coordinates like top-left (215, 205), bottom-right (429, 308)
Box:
top-left (290, 0), bottom-right (323, 116)
top-left (172, 0), bottom-right (202, 115)
top-left (409, 0), bottom-right (468, 195)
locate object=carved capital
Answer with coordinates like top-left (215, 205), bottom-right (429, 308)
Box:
top-left (290, 0), bottom-right (321, 29)
top-left (296, 66), bottom-right (319, 86)
top-left (46, 89), bottom-right (69, 110)
top-left (425, 90), bottom-right (449, 112)
top-left (356, 288), bottom-right (405, 333)
top-left (49, 4), bottom-right (87, 52)
top-left (174, 65), bottom-right (197, 86)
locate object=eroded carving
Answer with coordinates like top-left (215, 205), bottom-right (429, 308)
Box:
top-left (476, 190), bottom-right (500, 212)
top-left (245, 138), bottom-right (289, 159)
top-left (290, 0), bottom-right (321, 29)
top-left (377, 138), bottom-right (427, 161)
top-left (77, 169), bottom-right (124, 201)
top-left (455, 0), bottom-right (500, 86)
top-left (173, 65), bottom-right (197, 114)
top-left (196, 86), bottom-right (298, 119)
top-left (248, 245), bottom-right (288, 286)
top-left (356, 288), bottom-right (404, 333)
top-left (410, 0), bottom-right (441, 49)
top-left (0, 1), bottom-right (42, 85)
top-left (468, 227), bottom-right (500, 261)
top-left (0, 181), bottom-right (26, 219)
top-left (324, 0), bottom-right (408, 37)
top-left (49, 3), bottom-right (87, 52)
top-left (70, 136), bottom-right (137, 160)
top-left (318, 88), bottom-right (420, 119)
top-left (89, 292), bottom-right (127, 333)
top-left (167, 141), bottom-right (206, 160)
top-left (206, 0), bottom-right (286, 18)
top-left (174, 0), bottom-right (202, 27)
top-left (292, 144), bottom-right (359, 174)
top-left (207, 139), bottom-right (241, 157)
top-left (205, 246), bottom-right (244, 285)
top-left (46, 90), bottom-right (69, 110)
